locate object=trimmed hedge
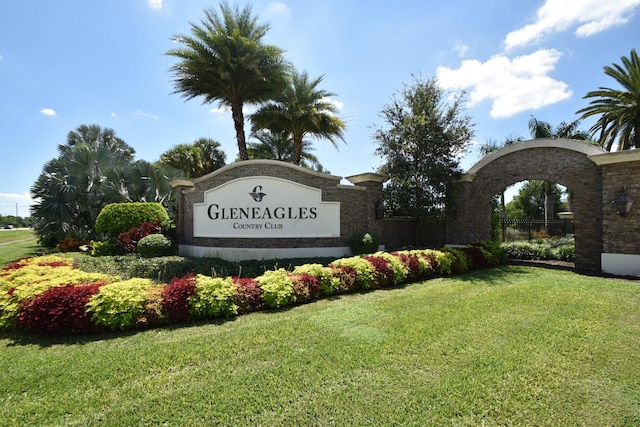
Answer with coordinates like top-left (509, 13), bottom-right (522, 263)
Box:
top-left (0, 241), bottom-right (504, 336)
top-left (95, 202), bottom-right (169, 235)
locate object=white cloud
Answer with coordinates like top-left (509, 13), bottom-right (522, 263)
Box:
top-left (505, 0), bottom-right (640, 50)
top-left (39, 108), bottom-right (56, 116)
top-left (210, 106), bottom-right (230, 114)
top-left (436, 48), bottom-right (572, 118)
top-left (321, 97), bottom-right (344, 111)
top-left (135, 110), bottom-right (158, 120)
top-left (0, 53), bottom-right (3, 62)
top-left (265, 2), bottom-right (292, 20)
top-left (147, 0), bottom-right (163, 10)
top-left (110, 112), bottom-right (118, 118)
top-left (453, 43), bottom-right (469, 58)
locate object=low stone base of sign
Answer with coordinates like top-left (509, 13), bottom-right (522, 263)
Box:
top-left (178, 244), bottom-right (386, 262)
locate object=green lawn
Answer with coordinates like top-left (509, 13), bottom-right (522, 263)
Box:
top-left (0, 229), bottom-right (42, 266)
top-left (1, 265), bottom-right (639, 426)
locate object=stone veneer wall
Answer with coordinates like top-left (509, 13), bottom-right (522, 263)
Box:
top-left (171, 160), bottom-right (386, 258)
top-left (593, 151), bottom-right (640, 254)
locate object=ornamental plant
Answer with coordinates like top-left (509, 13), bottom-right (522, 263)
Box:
top-left (350, 232), bottom-right (379, 255)
top-left (329, 265), bottom-right (359, 293)
top-left (137, 233), bottom-right (174, 258)
top-left (95, 202), bottom-right (169, 235)
top-left (329, 256), bottom-right (375, 290)
top-left (16, 282), bottom-right (106, 335)
top-left (444, 248), bottom-right (470, 274)
top-left (418, 249), bottom-right (454, 276)
top-left (391, 251), bottom-right (423, 280)
top-left (162, 275), bottom-right (197, 321)
top-left (290, 274), bottom-right (321, 303)
top-left (291, 263), bottom-right (339, 295)
top-left (86, 278), bottom-right (156, 331)
top-left (117, 221), bottom-right (163, 253)
top-left (57, 237), bottom-right (90, 253)
top-left (366, 252), bottom-right (408, 286)
top-left (232, 277), bottom-right (263, 313)
top-left (256, 269), bottom-right (296, 308)
top-left (188, 275), bottom-right (237, 318)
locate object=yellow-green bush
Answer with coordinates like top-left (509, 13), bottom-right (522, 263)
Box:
top-left (86, 278), bottom-right (156, 331)
top-left (188, 275), bottom-right (237, 318)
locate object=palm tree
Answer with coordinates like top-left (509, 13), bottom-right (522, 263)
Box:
top-left (247, 129), bottom-right (328, 172)
top-left (159, 138), bottom-right (226, 178)
top-left (166, 2), bottom-right (290, 160)
top-left (31, 125), bottom-right (176, 246)
top-left (577, 49), bottom-right (640, 151)
top-left (250, 70), bottom-right (346, 165)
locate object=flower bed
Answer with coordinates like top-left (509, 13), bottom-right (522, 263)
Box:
top-left (0, 242), bottom-right (505, 336)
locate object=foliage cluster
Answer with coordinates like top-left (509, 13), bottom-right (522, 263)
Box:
top-left (137, 233), bottom-right (174, 258)
top-left (501, 237), bottom-right (575, 262)
top-left (96, 203), bottom-right (169, 235)
top-left (350, 232), bottom-right (379, 255)
top-left (0, 241), bottom-right (504, 335)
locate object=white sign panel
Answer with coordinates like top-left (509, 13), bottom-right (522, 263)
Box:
top-left (194, 176), bottom-right (340, 238)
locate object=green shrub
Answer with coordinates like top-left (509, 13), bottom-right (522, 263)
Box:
top-left (444, 248), bottom-right (470, 274)
top-left (292, 263), bottom-right (339, 295)
top-left (95, 202), bottom-right (169, 235)
top-left (329, 256), bottom-right (375, 290)
top-left (501, 238), bottom-right (574, 261)
top-left (86, 278), bottom-right (155, 331)
top-left (188, 275), bottom-right (237, 318)
top-left (137, 234), bottom-right (174, 258)
top-left (350, 232), bottom-right (379, 255)
top-left (423, 249), bottom-right (455, 275)
top-left (90, 239), bottom-right (121, 256)
top-left (256, 269), bottom-right (296, 308)
top-left (373, 252), bottom-right (408, 285)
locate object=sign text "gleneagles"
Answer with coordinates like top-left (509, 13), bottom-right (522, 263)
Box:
top-left (207, 205), bottom-right (318, 220)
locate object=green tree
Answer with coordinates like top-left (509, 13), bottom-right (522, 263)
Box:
top-left (506, 181), bottom-right (567, 221)
top-left (250, 70), bottom-right (346, 165)
top-left (159, 138), bottom-right (226, 178)
top-left (166, 2), bottom-right (290, 161)
top-left (577, 48), bottom-right (640, 151)
top-left (247, 130), bottom-right (328, 173)
top-left (373, 76), bottom-right (474, 217)
top-left (30, 125), bottom-right (174, 246)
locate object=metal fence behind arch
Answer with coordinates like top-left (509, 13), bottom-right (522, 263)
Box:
top-left (498, 218), bottom-right (574, 242)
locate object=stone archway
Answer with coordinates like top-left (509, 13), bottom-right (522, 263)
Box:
top-left (446, 139), bottom-right (607, 272)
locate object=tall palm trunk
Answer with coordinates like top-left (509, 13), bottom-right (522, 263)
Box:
top-left (232, 102), bottom-right (249, 161)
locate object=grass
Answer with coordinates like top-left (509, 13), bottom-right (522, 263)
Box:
top-left (1, 265), bottom-right (639, 426)
top-left (0, 229), bottom-right (42, 267)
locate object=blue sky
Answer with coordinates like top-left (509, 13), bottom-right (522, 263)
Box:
top-left (1, 0), bottom-right (639, 217)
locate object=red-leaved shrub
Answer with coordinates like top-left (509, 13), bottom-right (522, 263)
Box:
top-left (461, 246), bottom-right (489, 269)
top-left (420, 253), bottom-right (438, 277)
top-left (116, 221), bottom-right (163, 253)
top-left (393, 252), bottom-right (422, 280)
top-left (290, 274), bottom-right (321, 303)
top-left (16, 282), bottom-right (106, 335)
top-left (57, 237), bottom-right (90, 253)
top-left (161, 275), bottom-right (197, 321)
top-left (330, 265), bottom-right (358, 293)
top-left (232, 277), bottom-right (263, 313)
top-left (364, 255), bottom-right (395, 288)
